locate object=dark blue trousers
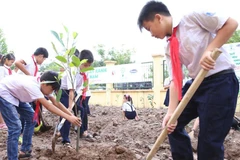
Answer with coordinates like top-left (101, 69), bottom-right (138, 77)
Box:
top-left (79, 96), bottom-right (88, 133)
top-left (168, 72), bottom-right (239, 160)
top-left (60, 90), bottom-right (86, 143)
top-left (125, 111), bottom-right (137, 119)
top-left (82, 96), bottom-right (91, 115)
top-left (164, 89), bottom-right (170, 106)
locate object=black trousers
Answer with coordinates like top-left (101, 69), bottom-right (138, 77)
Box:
top-left (168, 72), bottom-right (239, 160)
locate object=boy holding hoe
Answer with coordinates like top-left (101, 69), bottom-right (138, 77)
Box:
top-left (138, 1), bottom-right (239, 159)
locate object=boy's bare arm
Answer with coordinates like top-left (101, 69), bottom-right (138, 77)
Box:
top-left (68, 89), bottom-right (74, 110)
top-left (48, 96), bottom-right (72, 116)
top-left (168, 81), bottom-right (179, 114)
top-left (15, 59), bottom-right (31, 75)
top-left (162, 81), bottom-right (178, 133)
top-left (38, 97), bottom-right (81, 126)
top-left (201, 18), bottom-right (238, 70)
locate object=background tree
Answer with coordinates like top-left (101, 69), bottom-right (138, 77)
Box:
top-left (92, 44), bottom-right (135, 67)
top-left (0, 28), bottom-right (8, 54)
top-left (227, 30), bottom-right (240, 44)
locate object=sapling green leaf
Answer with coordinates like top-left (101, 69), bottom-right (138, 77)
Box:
top-left (69, 47), bottom-right (76, 56)
top-left (80, 66), bottom-right (94, 72)
top-left (72, 55), bottom-right (80, 67)
top-left (60, 33), bottom-right (63, 39)
top-left (51, 30), bottom-right (65, 47)
top-left (56, 89), bottom-right (62, 102)
top-left (73, 32), bottom-right (78, 39)
top-left (65, 49), bottom-right (71, 56)
top-left (56, 56), bottom-right (67, 63)
top-left (58, 72), bottom-right (64, 80)
top-left (51, 42), bottom-right (58, 55)
top-left (69, 62), bottom-right (75, 67)
top-left (80, 59), bottom-right (87, 65)
top-left (63, 25), bottom-right (69, 33)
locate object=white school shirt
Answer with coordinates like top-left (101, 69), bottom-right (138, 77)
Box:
top-left (163, 77), bottom-right (170, 87)
top-left (122, 102), bottom-right (136, 112)
top-left (0, 74), bottom-right (45, 106)
top-left (0, 65), bottom-right (12, 80)
top-left (85, 89), bottom-right (91, 97)
top-left (80, 72), bottom-right (91, 96)
top-left (60, 69), bottom-right (83, 92)
top-left (17, 56), bottom-right (39, 76)
top-left (165, 10), bottom-right (235, 80)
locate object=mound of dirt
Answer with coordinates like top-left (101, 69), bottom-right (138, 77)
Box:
top-left (0, 106), bottom-right (240, 160)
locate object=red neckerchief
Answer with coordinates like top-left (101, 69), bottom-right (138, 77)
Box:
top-left (80, 72), bottom-right (88, 102)
top-left (33, 100), bottom-right (41, 125)
top-left (4, 66), bottom-right (12, 75)
top-left (168, 26), bottom-right (182, 100)
top-left (31, 55), bottom-right (38, 77)
top-left (33, 71), bottom-right (40, 124)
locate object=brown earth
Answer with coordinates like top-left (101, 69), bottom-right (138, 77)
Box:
top-left (0, 106), bottom-right (240, 160)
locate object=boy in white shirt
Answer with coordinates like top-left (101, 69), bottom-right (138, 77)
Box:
top-left (138, 1), bottom-right (239, 159)
top-left (15, 47), bottom-right (48, 76)
top-left (15, 47), bottom-right (49, 132)
top-left (59, 49), bottom-right (94, 147)
top-left (0, 71), bottom-right (81, 159)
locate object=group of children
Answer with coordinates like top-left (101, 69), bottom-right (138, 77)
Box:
top-left (0, 47), bottom-right (94, 159)
top-left (1, 1), bottom-right (239, 160)
top-left (0, 45), bottom-right (140, 159)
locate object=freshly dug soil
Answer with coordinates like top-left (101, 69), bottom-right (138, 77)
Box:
top-left (0, 106), bottom-right (240, 160)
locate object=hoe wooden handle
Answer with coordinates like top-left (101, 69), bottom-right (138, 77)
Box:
top-left (146, 48), bottom-right (222, 160)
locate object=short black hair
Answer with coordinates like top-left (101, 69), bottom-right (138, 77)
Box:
top-left (34, 47), bottom-right (49, 58)
top-left (0, 53), bottom-right (15, 66)
top-left (74, 49), bottom-right (80, 58)
top-left (80, 49), bottom-right (94, 63)
top-left (40, 71), bottom-right (61, 91)
top-left (137, 1), bottom-right (171, 31)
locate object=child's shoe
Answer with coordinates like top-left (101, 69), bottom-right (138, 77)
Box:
top-left (34, 121), bottom-right (42, 132)
top-left (62, 142), bottom-right (72, 148)
top-left (18, 150), bottom-right (32, 159)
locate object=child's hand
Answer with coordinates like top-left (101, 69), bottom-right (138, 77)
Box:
top-left (68, 107), bottom-right (73, 113)
top-left (68, 115), bottom-right (81, 126)
top-left (162, 113), bottom-right (177, 134)
top-left (200, 51), bottom-right (216, 70)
